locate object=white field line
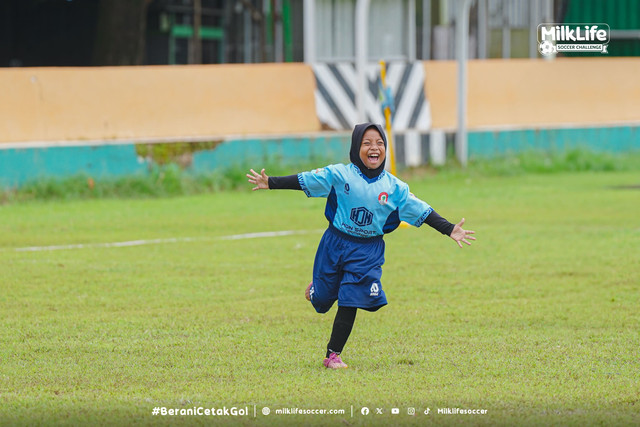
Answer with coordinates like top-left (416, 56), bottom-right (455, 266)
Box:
top-left (8, 229), bottom-right (323, 253)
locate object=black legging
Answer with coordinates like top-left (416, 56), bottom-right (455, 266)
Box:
top-left (326, 306), bottom-right (357, 357)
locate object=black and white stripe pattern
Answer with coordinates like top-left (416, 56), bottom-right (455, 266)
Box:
top-left (313, 62), bottom-right (431, 131)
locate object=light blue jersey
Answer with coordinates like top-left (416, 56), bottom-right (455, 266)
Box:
top-left (298, 163), bottom-right (433, 238)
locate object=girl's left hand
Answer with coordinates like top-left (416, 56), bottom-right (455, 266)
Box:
top-left (450, 218), bottom-right (476, 248)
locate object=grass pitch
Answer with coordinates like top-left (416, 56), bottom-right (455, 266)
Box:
top-left (1, 170), bottom-right (639, 426)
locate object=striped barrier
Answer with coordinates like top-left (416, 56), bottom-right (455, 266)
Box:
top-left (312, 62), bottom-right (431, 131)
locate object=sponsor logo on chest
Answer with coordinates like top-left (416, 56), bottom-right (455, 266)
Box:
top-left (350, 207), bottom-right (373, 226)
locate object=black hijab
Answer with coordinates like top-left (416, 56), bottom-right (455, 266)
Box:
top-left (349, 122), bottom-right (388, 179)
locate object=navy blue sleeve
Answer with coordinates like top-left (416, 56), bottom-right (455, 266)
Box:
top-left (424, 210), bottom-right (455, 236)
top-left (268, 175), bottom-right (302, 190)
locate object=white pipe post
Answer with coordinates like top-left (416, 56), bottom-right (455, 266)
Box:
top-left (456, 0), bottom-right (472, 167)
top-left (543, 0), bottom-right (555, 61)
top-left (408, 0), bottom-right (416, 61)
top-left (529, 0), bottom-right (538, 58)
top-left (303, 0), bottom-right (316, 63)
top-left (355, 0), bottom-right (370, 123)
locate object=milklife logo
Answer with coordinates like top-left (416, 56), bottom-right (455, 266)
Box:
top-left (537, 23), bottom-right (609, 56)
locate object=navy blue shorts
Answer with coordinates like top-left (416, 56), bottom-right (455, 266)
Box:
top-left (308, 225), bottom-right (388, 313)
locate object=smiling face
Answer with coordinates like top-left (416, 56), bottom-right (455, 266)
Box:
top-left (359, 128), bottom-right (386, 169)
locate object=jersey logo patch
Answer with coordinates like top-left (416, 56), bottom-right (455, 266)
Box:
top-left (350, 207), bottom-right (373, 226)
top-left (378, 192), bottom-right (389, 205)
top-left (344, 183), bottom-right (350, 194)
top-left (370, 282), bottom-right (380, 297)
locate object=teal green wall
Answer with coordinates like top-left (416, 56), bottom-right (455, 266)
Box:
top-left (0, 135), bottom-right (351, 188)
top-left (192, 135), bottom-right (350, 171)
top-left (0, 145), bottom-right (149, 188)
top-left (468, 126), bottom-right (640, 157)
top-left (1, 126), bottom-right (638, 188)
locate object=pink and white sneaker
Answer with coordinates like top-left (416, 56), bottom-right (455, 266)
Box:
top-left (323, 353), bottom-right (348, 369)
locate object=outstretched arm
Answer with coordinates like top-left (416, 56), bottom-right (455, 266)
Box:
top-left (247, 169), bottom-right (302, 191)
top-left (449, 218), bottom-right (476, 248)
top-left (246, 168), bottom-right (269, 191)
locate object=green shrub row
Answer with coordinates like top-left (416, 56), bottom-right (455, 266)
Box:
top-left (2, 149), bottom-right (639, 203)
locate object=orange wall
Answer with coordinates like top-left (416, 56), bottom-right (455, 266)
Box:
top-left (2, 59), bottom-right (640, 145)
top-left (424, 57), bottom-right (640, 130)
top-left (0, 63), bottom-right (320, 143)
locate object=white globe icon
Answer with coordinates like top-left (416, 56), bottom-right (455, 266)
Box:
top-left (539, 41), bottom-right (556, 56)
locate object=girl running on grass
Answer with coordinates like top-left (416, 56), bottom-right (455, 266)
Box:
top-left (247, 122), bottom-right (475, 369)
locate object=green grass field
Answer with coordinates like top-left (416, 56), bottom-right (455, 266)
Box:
top-left (1, 170), bottom-right (639, 426)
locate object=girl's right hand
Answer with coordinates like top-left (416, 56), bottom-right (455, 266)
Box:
top-left (246, 168), bottom-right (269, 191)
